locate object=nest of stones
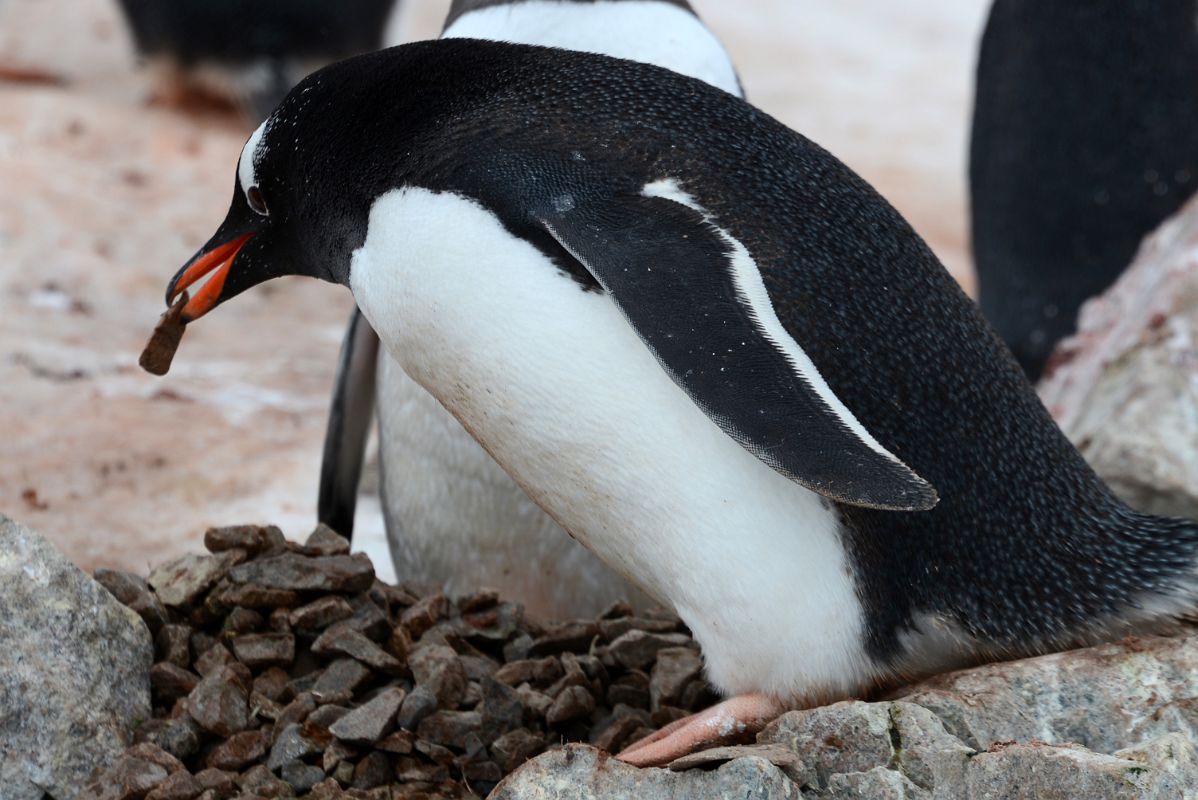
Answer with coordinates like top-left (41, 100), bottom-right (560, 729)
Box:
top-left (81, 524), bottom-right (717, 799)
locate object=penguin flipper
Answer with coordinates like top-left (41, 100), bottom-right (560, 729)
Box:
top-left (537, 191), bottom-right (938, 512)
top-left (318, 306), bottom-right (381, 537)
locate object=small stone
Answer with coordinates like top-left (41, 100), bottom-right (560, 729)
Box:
top-left (341, 596), bottom-right (391, 642)
top-left (250, 690), bottom-right (283, 723)
top-left (228, 553), bottom-right (375, 593)
top-left (253, 667), bottom-right (291, 702)
top-left (237, 763), bottom-right (294, 797)
top-left (494, 658), bottom-right (563, 687)
top-left (106, 756), bottom-right (170, 799)
top-left (457, 589), bottom-right (500, 613)
top-left (546, 685), bottom-right (596, 725)
top-left (461, 602), bottom-right (523, 642)
top-left (148, 552), bottom-right (241, 608)
top-left (479, 677), bottom-right (524, 743)
top-left (193, 644), bottom-right (234, 678)
top-left (289, 596), bottom-right (354, 632)
top-left (503, 633), bottom-right (534, 662)
top-left (545, 652), bottom-right (592, 699)
top-left (351, 751), bottom-right (393, 789)
top-left (598, 616), bottom-right (681, 641)
top-left (607, 672), bottom-right (650, 709)
top-left (311, 659), bottom-right (373, 701)
top-left (216, 583), bottom-right (300, 609)
top-left (463, 760), bottom-right (504, 789)
top-left (303, 524), bottom-right (352, 556)
top-left (193, 768), bottom-right (236, 798)
top-left (144, 770), bottom-right (202, 800)
top-left (399, 594), bottom-right (452, 637)
top-left (123, 743), bottom-right (183, 775)
top-left (650, 647), bottom-right (703, 710)
top-left (516, 685), bottom-right (554, 721)
top-left (205, 729), bottom-right (268, 771)
top-left (273, 693), bottom-right (318, 740)
top-left (395, 756), bottom-right (450, 783)
top-left (409, 645), bottom-right (468, 708)
top-left (268, 607), bottom-right (292, 633)
top-left (281, 760), bottom-right (327, 793)
top-left (460, 654), bottom-right (500, 682)
top-left (308, 704), bottom-right (351, 729)
top-left (491, 729), bottom-right (546, 773)
top-left (94, 568), bottom-right (170, 633)
top-left (328, 687), bottom-right (405, 744)
top-left (135, 718), bottom-right (201, 761)
top-left (528, 621), bottom-right (599, 657)
top-left (231, 633), bottom-right (295, 669)
top-left (607, 630), bottom-right (693, 670)
top-left (186, 665), bottom-right (250, 737)
top-left (311, 626), bottom-right (401, 672)
top-left (151, 663), bottom-right (201, 701)
top-left (156, 625), bottom-right (193, 668)
top-left (322, 739), bottom-right (358, 773)
top-left (590, 706), bottom-right (651, 753)
top-left (267, 723), bottom-right (329, 771)
top-left (376, 730), bottom-right (415, 754)
top-left (306, 779), bottom-right (349, 800)
top-left (396, 685), bottom-right (439, 731)
top-left (222, 606), bottom-right (264, 636)
top-left (418, 710), bottom-right (482, 749)
top-left (204, 525), bottom-right (285, 556)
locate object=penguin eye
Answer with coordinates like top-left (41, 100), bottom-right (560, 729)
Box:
top-left (246, 185), bottom-right (269, 216)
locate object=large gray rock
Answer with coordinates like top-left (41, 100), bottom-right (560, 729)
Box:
top-left (1040, 196), bottom-right (1198, 520)
top-left (498, 635), bottom-right (1198, 799)
top-left (491, 744), bottom-right (802, 799)
top-left (893, 634), bottom-right (1198, 753)
top-left (0, 516), bottom-right (153, 799)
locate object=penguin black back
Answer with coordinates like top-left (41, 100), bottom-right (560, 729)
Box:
top-left (971, 0), bottom-right (1198, 380)
top-left (220, 40), bottom-right (1198, 671)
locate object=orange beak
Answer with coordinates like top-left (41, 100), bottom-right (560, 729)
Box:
top-left (167, 233), bottom-right (253, 321)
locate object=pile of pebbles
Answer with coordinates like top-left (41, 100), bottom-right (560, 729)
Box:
top-left (82, 524), bottom-right (716, 799)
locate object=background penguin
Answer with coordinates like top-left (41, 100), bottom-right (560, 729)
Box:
top-left (115, 0), bottom-right (401, 120)
top-left (321, 0), bottom-right (742, 618)
top-left (160, 40), bottom-right (1198, 765)
top-left (971, 0), bottom-right (1198, 380)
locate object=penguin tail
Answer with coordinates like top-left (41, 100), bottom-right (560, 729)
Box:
top-left (317, 307), bottom-right (381, 538)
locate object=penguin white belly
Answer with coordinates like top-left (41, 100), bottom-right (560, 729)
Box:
top-left (374, 352), bottom-right (653, 619)
top-left (442, 1), bottom-right (742, 98)
top-left (350, 187), bottom-right (872, 699)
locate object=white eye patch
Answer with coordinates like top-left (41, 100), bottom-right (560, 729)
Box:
top-left (238, 119), bottom-right (269, 197)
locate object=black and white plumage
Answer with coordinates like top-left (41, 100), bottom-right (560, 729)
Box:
top-left (320, 0), bottom-right (741, 618)
top-left (116, 0), bottom-right (400, 119)
top-left (162, 40), bottom-right (1198, 762)
top-left (971, 0), bottom-right (1198, 380)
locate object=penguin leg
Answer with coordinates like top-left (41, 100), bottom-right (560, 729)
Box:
top-left (616, 693), bottom-right (789, 767)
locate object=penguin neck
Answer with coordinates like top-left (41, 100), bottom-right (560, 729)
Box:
top-left (442, 0), bottom-right (742, 98)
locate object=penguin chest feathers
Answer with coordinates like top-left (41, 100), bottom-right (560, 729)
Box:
top-left (349, 186), bottom-right (876, 700)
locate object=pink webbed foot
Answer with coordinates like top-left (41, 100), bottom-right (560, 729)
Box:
top-left (616, 693), bottom-right (790, 767)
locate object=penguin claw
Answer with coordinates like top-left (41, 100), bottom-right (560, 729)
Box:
top-left (616, 693), bottom-right (790, 767)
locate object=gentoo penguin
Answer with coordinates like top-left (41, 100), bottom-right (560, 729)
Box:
top-left (971, 0), bottom-right (1198, 380)
top-left (320, 0), bottom-right (741, 618)
top-left (160, 40), bottom-right (1198, 765)
top-left (116, 0), bottom-right (400, 119)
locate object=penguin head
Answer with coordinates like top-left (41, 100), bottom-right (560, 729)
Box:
top-left (164, 100), bottom-right (369, 320)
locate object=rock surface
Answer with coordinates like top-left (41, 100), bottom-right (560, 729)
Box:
top-left (491, 744), bottom-right (803, 800)
top-left (0, 515), bottom-right (152, 799)
top-left (1041, 196), bottom-right (1198, 520)
top-left (499, 633), bottom-right (1198, 799)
